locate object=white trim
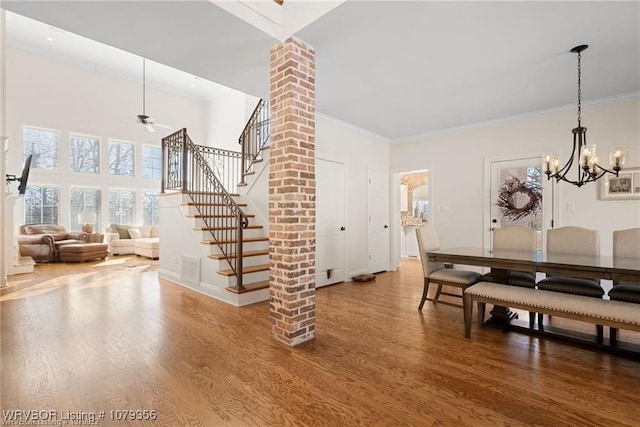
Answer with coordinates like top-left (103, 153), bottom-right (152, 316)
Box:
top-left (395, 92), bottom-right (640, 144)
top-left (159, 269), bottom-right (241, 306)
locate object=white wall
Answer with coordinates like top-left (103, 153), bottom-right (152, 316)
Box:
top-left (316, 113), bottom-right (391, 278)
top-left (205, 90), bottom-right (259, 151)
top-left (391, 96), bottom-right (640, 256)
top-left (5, 48), bottom-right (208, 232)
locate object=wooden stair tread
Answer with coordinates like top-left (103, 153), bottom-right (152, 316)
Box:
top-left (187, 213), bottom-right (255, 219)
top-left (225, 280), bottom-right (269, 294)
top-left (201, 237), bottom-right (268, 245)
top-left (195, 225), bottom-right (262, 231)
top-left (181, 202), bottom-right (247, 207)
top-left (217, 264), bottom-right (270, 276)
top-left (208, 250), bottom-right (268, 260)
top-left (187, 191), bottom-right (240, 197)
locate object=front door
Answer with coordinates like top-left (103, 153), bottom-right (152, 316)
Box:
top-left (486, 155), bottom-right (555, 250)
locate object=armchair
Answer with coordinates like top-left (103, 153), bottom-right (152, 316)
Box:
top-left (17, 224), bottom-right (88, 262)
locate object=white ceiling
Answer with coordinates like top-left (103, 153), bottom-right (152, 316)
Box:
top-left (3, 1), bottom-right (639, 140)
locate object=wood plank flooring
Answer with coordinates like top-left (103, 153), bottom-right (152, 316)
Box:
top-left (2, 256), bottom-right (639, 426)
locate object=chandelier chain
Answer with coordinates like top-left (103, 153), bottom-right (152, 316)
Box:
top-left (577, 50), bottom-right (582, 125)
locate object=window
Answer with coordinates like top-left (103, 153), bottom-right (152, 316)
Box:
top-left (70, 188), bottom-right (102, 232)
top-left (108, 190), bottom-right (135, 225)
top-left (142, 146), bottom-right (162, 179)
top-left (24, 186), bottom-right (59, 224)
top-left (70, 134), bottom-right (100, 174)
top-left (24, 127), bottom-right (59, 170)
top-left (142, 192), bottom-right (159, 225)
top-left (108, 140), bottom-right (135, 176)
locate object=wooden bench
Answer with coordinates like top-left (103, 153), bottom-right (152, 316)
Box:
top-left (463, 281), bottom-right (640, 339)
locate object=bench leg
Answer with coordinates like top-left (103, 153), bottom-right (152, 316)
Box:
top-left (611, 327), bottom-right (618, 345)
top-left (596, 325), bottom-right (604, 344)
top-left (477, 302), bottom-right (486, 328)
top-left (463, 293), bottom-right (473, 338)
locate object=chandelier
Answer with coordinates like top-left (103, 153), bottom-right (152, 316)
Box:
top-left (544, 44), bottom-right (625, 187)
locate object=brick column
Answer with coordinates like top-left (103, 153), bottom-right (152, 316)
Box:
top-left (269, 37), bottom-right (316, 346)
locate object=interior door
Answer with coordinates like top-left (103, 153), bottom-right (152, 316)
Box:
top-left (487, 156), bottom-right (555, 250)
top-left (316, 159), bottom-right (346, 287)
top-left (368, 168), bottom-right (390, 273)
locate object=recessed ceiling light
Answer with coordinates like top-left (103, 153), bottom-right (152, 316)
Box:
top-left (46, 37), bottom-right (54, 42)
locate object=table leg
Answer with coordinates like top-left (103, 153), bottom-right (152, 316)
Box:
top-left (484, 268), bottom-right (518, 329)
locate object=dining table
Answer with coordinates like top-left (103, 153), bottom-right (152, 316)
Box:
top-left (427, 247), bottom-right (640, 338)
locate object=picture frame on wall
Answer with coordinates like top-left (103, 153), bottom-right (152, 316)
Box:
top-left (599, 166), bottom-right (640, 200)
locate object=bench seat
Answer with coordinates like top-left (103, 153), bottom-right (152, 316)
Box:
top-left (463, 281), bottom-right (640, 339)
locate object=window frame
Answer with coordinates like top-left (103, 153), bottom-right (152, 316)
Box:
top-left (108, 139), bottom-right (136, 177)
top-left (23, 125), bottom-right (60, 170)
top-left (142, 145), bottom-right (162, 180)
top-left (24, 185), bottom-right (61, 225)
top-left (69, 132), bottom-right (101, 174)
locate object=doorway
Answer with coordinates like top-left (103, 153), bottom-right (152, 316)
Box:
top-left (399, 170), bottom-right (429, 258)
top-left (485, 155), bottom-right (556, 250)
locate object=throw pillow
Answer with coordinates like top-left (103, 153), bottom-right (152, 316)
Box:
top-left (114, 225), bottom-right (131, 239)
top-left (128, 228), bottom-right (142, 239)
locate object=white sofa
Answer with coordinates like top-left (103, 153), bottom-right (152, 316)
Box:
top-left (104, 224), bottom-right (160, 259)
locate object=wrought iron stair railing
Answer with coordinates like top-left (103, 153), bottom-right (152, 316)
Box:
top-left (239, 99), bottom-right (270, 185)
top-left (162, 128), bottom-right (248, 290)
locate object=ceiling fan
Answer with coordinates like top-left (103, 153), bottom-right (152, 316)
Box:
top-left (136, 58), bottom-right (171, 133)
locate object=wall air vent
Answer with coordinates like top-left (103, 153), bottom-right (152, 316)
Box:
top-left (181, 256), bottom-right (201, 286)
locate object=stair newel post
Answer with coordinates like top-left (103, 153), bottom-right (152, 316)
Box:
top-left (181, 128), bottom-right (189, 193)
top-left (161, 139), bottom-right (166, 194)
top-left (236, 211), bottom-right (245, 291)
top-left (239, 131), bottom-right (247, 187)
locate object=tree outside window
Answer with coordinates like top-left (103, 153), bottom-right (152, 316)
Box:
top-left (108, 140), bottom-right (135, 176)
top-left (142, 146), bottom-right (162, 179)
top-left (70, 134), bottom-right (100, 174)
top-left (70, 188), bottom-right (102, 232)
top-left (142, 192), bottom-right (159, 225)
top-left (25, 186), bottom-right (59, 224)
top-left (24, 127), bottom-right (59, 170)
top-left (109, 190), bottom-right (135, 225)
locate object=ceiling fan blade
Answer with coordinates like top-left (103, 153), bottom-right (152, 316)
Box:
top-left (145, 124), bottom-right (156, 133)
top-left (153, 123), bottom-right (172, 130)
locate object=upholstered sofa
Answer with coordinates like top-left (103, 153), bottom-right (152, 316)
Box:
top-left (17, 224), bottom-right (88, 262)
top-left (104, 224), bottom-right (160, 259)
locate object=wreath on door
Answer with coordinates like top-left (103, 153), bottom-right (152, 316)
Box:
top-left (496, 177), bottom-right (542, 221)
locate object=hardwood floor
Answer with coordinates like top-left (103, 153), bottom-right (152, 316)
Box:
top-left (2, 256), bottom-right (639, 426)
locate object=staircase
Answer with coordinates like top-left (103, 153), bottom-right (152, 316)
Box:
top-left (159, 100), bottom-right (271, 306)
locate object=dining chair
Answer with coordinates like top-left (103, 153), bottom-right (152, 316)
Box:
top-left (415, 224), bottom-right (482, 310)
top-left (609, 228), bottom-right (640, 344)
top-left (480, 226), bottom-right (537, 327)
top-left (536, 226), bottom-right (604, 341)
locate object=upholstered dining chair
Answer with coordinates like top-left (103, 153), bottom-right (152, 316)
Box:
top-left (536, 226), bottom-right (604, 341)
top-left (481, 226), bottom-right (538, 327)
top-left (609, 228), bottom-right (640, 344)
top-left (415, 224), bottom-right (482, 310)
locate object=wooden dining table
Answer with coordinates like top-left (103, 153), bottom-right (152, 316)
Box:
top-left (427, 246), bottom-right (640, 328)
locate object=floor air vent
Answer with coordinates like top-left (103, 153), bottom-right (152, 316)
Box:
top-left (181, 256), bottom-right (201, 285)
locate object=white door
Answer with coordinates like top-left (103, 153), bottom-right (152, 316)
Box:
top-left (368, 168), bottom-right (390, 273)
top-left (486, 156), bottom-right (555, 250)
top-left (316, 159), bottom-right (346, 287)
